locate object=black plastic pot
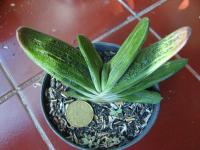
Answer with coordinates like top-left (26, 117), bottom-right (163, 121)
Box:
top-left (41, 42), bottom-right (160, 150)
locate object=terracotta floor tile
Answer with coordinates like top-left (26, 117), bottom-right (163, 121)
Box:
top-left (0, 0), bottom-right (130, 43)
top-left (125, 0), bottom-right (160, 12)
top-left (143, 0), bottom-right (200, 74)
top-left (0, 37), bottom-right (42, 86)
top-left (0, 95), bottom-right (48, 150)
top-left (0, 65), bottom-right (13, 97)
top-left (20, 83), bottom-right (75, 150)
top-left (127, 68), bottom-right (200, 150)
top-left (102, 20), bottom-right (158, 47)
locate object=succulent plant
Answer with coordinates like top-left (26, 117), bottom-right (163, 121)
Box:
top-left (16, 18), bottom-right (191, 104)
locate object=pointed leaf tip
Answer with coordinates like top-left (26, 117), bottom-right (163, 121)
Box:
top-left (16, 27), bottom-right (28, 45)
top-left (174, 26), bottom-right (192, 48)
top-left (141, 17), bottom-right (149, 22)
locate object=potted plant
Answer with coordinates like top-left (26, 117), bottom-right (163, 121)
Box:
top-left (16, 18), bottom-right (191, 149)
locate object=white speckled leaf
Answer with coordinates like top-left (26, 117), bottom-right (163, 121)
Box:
top-left (112, 27), bottom-right (191, 93)
top-left (120, 59), bottom-right (187, 96)
top-left (17, 27), bottom-right (96, 93)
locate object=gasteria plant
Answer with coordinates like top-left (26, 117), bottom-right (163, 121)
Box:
top-left (16, 18), bottom-right (191, 104)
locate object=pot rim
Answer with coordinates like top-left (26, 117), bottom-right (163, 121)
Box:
top-left (40, 42), bottom-right (160, 150)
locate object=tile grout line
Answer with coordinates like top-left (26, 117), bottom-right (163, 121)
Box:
top-left (0, 71), bottom-right (44, 103)
top-left (93, 15), bottom-right (137, 42)
top-left (0, 90), bottom-right (17, 104)
top-left (134, 0), bottom-right (168, 17)
top-left (93, 0), bottom-right (165, 42)
top-left (118, 0), bottom-right (200, 81)
top-left (18, 90), bottom-right (55, 150)
top-left (175, 55), bottom-right (200, 80)
top-left (0, 64), bottom-right (55, 150)
top-left (118, 0), bottom-right (167, 19)
top-left (0, 64), bottom-right (17, 104)
top-left (18, 71), bottom-right (44, 90)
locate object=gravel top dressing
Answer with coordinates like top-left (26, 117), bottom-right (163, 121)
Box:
top-left (45, 77), bottom-right (154, 149)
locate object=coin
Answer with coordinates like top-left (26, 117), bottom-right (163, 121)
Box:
top-left (66, 101), bottom-right (94, 128)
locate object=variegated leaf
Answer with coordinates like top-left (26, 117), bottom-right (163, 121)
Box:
top-left (17, 27), bottom-right (95, 93)
top-left (112, 27), bottom-right (191, 93)
top-left (120, 59), bottom-right (187, 96)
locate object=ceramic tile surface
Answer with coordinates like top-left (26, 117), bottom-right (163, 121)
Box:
top-left (0, 95), bottom-right (48, 150)
top-left (0, 0), bottom-right (130, 43)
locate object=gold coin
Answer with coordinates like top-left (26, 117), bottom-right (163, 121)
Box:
top-left (65, 101), bottom-right (94, 128)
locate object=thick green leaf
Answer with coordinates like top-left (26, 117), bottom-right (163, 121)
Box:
top-left (112, 27), bottom-right (191, 93)
top-left (105, 18), bottom-right (149, 90)
top-left (17, 27), bottom-right (96, 93)
top-left (77, 35), bottom-right (103, 92)
top-left (120, 59), bottom-right (187, 96)
top-left (62, 89), bottom-right (90, 100)
top-left (101, 63), bottom-right (110, 91)
top-left (46, 66), bottom-right (96, 97)
top-left (121, 90), bottom-right (162, 104)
